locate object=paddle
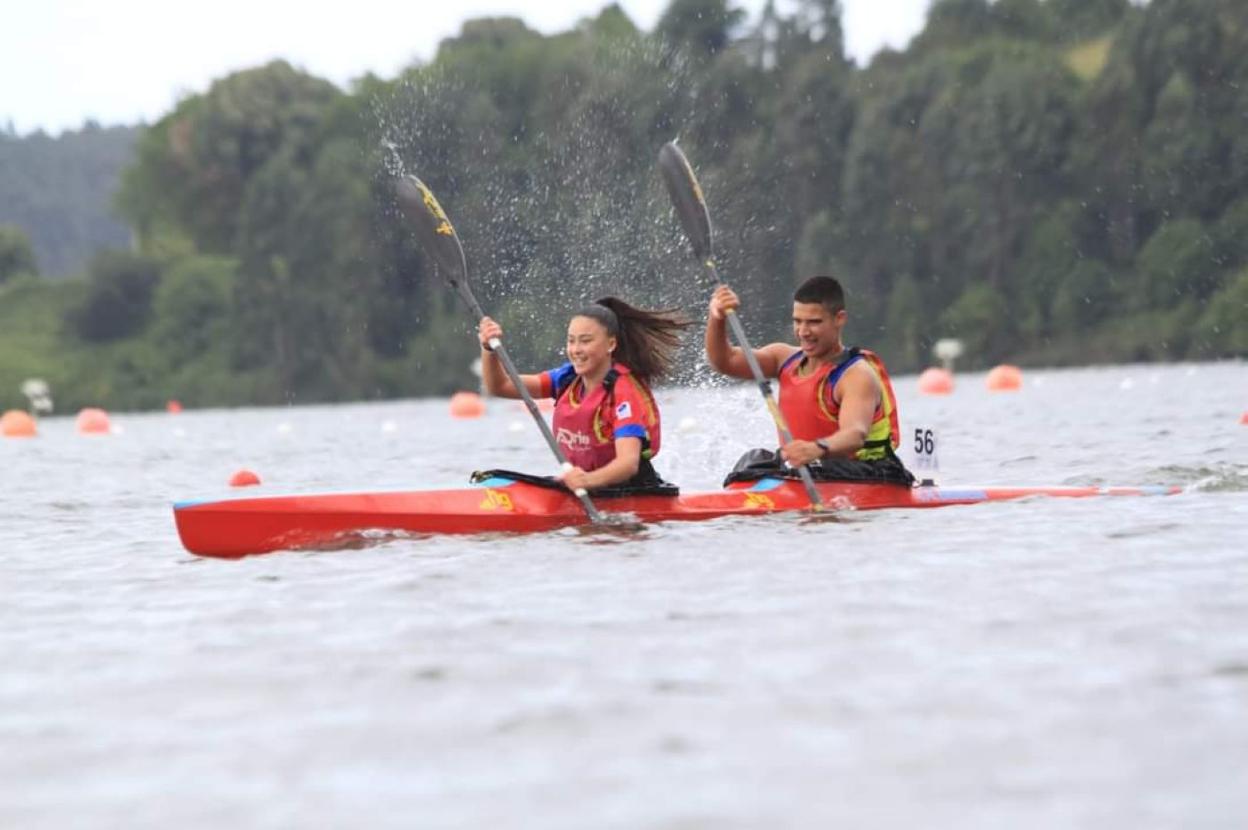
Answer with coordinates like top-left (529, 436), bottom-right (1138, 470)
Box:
top-left (657, 141), bottom-right (825, 510)
top-left (394, 175), bottom-right (606, 524)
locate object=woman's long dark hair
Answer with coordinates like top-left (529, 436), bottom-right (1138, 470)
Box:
top-left (572, 297), bottom-right (692, 384)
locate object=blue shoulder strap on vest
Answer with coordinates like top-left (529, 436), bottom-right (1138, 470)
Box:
top-left (825, 347), bottom-right (863, 390)
top-left (779, 350), bottom-right (804, 373)
top-left (549, 361), bottom-right (577, 402)
top-left (554, 365), bottom-right (620, 406)
top-left (780, 348), bottom-right (861, 387)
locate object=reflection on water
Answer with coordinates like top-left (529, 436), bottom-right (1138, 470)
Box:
top-left (1, 362), bottom-right (1246, 828)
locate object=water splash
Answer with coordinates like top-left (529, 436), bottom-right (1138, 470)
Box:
top-left (1152, 463), bottom-right (1248, 492)
top-left (365, 38), bottom-right (773, 371)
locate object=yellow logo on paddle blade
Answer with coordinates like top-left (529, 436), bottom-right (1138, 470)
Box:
top-left (479, 489), bottom-right (514, 511)
top-left (743, 493), bottom-right (775, 510)
top-left (418, 184), bottom-right (454, 230)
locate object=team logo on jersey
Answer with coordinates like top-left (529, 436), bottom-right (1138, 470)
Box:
top-left (615, 401), bottom-right (632, 419)
top-left (556, 427), bottom-right (591, 452)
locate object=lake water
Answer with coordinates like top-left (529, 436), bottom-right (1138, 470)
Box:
top-left (2, 361), bottom-right (1246, 828)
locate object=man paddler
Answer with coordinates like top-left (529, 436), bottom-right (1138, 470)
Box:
top-left (705, 275), bottom-right (913, 485)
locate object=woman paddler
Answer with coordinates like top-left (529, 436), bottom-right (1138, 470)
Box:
top-left (477, 298), bottom-right (690, 492)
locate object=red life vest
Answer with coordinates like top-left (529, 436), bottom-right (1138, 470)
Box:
top-left (776, 347), bottom-right (901, 461)
top-left (549, 362), bottom-right (660, 472)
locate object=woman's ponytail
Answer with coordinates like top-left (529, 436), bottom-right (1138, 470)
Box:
top-left (592, 296), bottom-right (691, 383)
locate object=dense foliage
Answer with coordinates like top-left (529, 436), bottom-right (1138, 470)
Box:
top-left (0, 123), bottom-right (137, 277)
top-left (1, 0), bottom-right (1244, 412)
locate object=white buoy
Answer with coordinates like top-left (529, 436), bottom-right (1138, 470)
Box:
top-left (20, 378), bottom-right (53, 414)
top-left (933, 338), bottom-right (964, 371)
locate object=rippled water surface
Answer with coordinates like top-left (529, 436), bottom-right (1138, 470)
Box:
top-left (3, 362), bottom-right (1246, 828)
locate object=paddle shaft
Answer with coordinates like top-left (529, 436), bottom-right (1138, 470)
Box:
top-left (704, 259), bottom-right (825, 509)
top-left (394, 175), bottom-right (605, 523)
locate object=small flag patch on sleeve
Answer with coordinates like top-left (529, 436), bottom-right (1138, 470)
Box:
top-left (615, 401), bottom-right (632, 419)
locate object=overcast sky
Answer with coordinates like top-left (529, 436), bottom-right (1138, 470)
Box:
top-left (3, 0), bottom-right (930, 136)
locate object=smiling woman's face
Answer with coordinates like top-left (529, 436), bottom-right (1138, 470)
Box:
top-left (566, 316), bottom-right (615, 376)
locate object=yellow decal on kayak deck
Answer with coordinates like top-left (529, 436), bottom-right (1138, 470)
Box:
top-left (479, 489), bottom-right (514, 511)
top-left (743, 493), bottom-right (775, 510)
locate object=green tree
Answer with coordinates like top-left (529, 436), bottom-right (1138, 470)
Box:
top-left (150, 255), bottom-right (235, 368)
top-left (992, 0), bottom-right (1055, 43)
top-left (118, 61), bottom-right (341, 255)
top-left (656, 0), bottom-right (746, 60)
top-left (939, 282), bottom-right (1009, 364)
top-left (920, 42), bottom-right (1078, 288)
top-left (66, 250), bottom-right (162, 342)
top-left (0, 225), bottom-right (37, 283)
top-left (882, 274), bottom-right (924, 370)
top-left (1211, 198), bottom-right (1248, 274)
top-left (773, 43), bottom-right (854, 221)
top-left (0, 124), bottom-right (137, 276)
top-left (915, 0), bottom-right (995, 52)
top-left (1135, 219), bottom-right (1218, 310)
top-left (1141, 70), bottom-right (1221, 221)
top-left (1050, 259), bottom-right (1115, 333)
top-left (1047, 0), bottom-right (1128, 42)
top-left (1194, 267), bottom-right (1248, 356)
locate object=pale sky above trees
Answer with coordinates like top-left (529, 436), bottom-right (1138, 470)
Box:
top-left (2, 0), bottom-right (927, 135)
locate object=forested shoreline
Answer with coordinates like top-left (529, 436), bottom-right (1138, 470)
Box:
top-left (1, 0), bottom-right (1245, 413)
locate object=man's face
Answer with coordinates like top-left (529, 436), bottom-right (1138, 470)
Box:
top-left (792, 301), bottom-right (846, 358)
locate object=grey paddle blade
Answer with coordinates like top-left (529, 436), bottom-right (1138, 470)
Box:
top-left (658, 141), bottom-right (714, 262)
top-left (394, 175), bottom-right (477, 313)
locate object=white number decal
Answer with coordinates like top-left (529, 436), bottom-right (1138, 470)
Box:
top-left (911, 427), bottom-right (938, 477)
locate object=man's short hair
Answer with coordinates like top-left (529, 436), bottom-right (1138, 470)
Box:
top-left (794, 276), bottom-right (845, 314)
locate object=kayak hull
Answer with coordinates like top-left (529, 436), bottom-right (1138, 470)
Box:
top-left (173, 476), bottom-right (1181, 559)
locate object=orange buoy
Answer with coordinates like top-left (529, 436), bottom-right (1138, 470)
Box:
top-left (917, 367), bottom-right (954, 395)
top-left (1240, 411), bottom-right (1248, 425)
top-left (166, 399), bottom-right (183, 414)
top-left (229, 469), bottom-right (261, 487)
top-left (76, 407), bottom-right (112, 435)
top-left (449, 391), bottom-right (486, 418)
top-left (986, 364), bottom-right (1023, 392)
top-left (1, 409), bottom-right (37, 438)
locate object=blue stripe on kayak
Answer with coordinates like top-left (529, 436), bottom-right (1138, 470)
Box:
top-left (748, 477), bottom-right (785, 492)
top-left (473, 477), bottom-right (518, 488)
top-left (173, 499), bottom-right (208, 510)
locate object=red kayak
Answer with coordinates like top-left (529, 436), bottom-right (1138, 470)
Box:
top-left (173, 474), bottom-right (1181, 559)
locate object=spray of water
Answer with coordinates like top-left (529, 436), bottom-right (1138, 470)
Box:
top-left (363, 30), bottom-right (801, 467)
